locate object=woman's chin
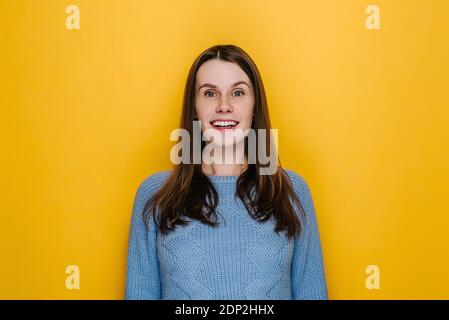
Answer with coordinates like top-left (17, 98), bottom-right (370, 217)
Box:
top-left (209, 138), bottom-right (246, 148)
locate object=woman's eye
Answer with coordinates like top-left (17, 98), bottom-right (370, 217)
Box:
top-left (204, 90), bottom-right (244, 97)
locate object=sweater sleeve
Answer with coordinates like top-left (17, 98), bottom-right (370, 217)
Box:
top-left (288, 170), bottom-right (328, 300)
top-left (124, 177), bottom-right (162, 300)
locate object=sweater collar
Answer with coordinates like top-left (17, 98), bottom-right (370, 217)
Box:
top-left (205, 174), bottom-right (239, 184)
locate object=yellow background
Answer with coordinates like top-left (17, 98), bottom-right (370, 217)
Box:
top-left (1, 0), bottom-right (448, 299)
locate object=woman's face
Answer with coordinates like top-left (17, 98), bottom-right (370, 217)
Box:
top-left (195, 59), bottom-right (255, 147)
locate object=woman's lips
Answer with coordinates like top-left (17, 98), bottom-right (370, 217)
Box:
top-left (209, 119), bottom-right (240, 131)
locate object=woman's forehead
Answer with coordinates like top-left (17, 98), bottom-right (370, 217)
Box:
top-left (196, 59), bottom-right (251, 88)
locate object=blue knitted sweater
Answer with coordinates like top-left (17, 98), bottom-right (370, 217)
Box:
top-left (125, 169), bottom-right (328, 300)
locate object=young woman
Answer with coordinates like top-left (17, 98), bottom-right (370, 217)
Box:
top-left (125, 44), bottom-right (328, 300)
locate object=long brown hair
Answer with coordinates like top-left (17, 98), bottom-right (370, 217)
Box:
top-left (143, 44), bottom-right (306, 239)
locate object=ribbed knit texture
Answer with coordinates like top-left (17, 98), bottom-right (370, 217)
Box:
top-left (125, 169), bottom-right (328, 300)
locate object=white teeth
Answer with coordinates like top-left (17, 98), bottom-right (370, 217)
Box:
top-left (212, 120), bottom-right (237, 127)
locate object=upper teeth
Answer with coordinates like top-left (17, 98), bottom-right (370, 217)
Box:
top-left (212, 120), bottom-right (237, 127)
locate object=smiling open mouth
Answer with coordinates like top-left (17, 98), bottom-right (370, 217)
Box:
top-left (210, 120), bottom-right (239, 129)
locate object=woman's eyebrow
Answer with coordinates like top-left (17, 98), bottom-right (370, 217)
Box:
top-left (198, 81), bottom-right (250, 91)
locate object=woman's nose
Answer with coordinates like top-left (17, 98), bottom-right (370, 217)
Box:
top-left (216, 96), bottom-right (233, 113)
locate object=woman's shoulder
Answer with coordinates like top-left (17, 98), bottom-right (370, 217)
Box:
top-left (136, 169), bottom-right (173, 196)
top-left (282, 168), bottom-right (316, 212)
top-left (282, 168), bottom-right (310, 191)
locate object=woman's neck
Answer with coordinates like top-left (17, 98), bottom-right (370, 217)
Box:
top-left (201, 140), bottom-right (249, 176)
top-left (202, 160), bottom-right (248, 177)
